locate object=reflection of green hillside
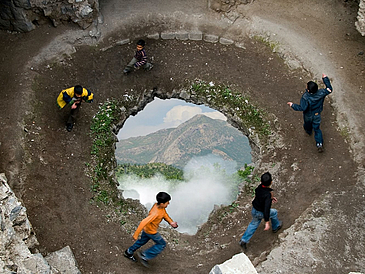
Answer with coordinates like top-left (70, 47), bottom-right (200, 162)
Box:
top-left (116, 163), bottom-right (184, 181)
top-left (115, 114), bottom-right (251, 169)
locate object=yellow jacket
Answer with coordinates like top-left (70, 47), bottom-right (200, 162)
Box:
top-left (133, 203), bottom-right (173, 240)
top-left (57, 87), bottom-right (94, 109)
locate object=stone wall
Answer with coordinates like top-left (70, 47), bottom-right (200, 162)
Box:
top-left (208, 0), bottom-right (254, 13)
top-left (209, 0), bottom-right (365, 36)
top-left (0, 173), bottom-right (80, 273)
top-left (0, 0), bottom-right (100, 32)
top-left (356, 0), bottom-right (365, 35)
top-left (1, 0), bottom-right (364, 35)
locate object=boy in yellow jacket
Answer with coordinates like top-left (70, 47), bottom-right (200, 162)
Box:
top-left (56, 85), bottom-right (94, 132)
top-left (124, 192), bottom-right (178, 267)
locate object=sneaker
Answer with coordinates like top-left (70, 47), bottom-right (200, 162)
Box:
top-left (273, 221), bottom-right (283, 233)
top-left (123, 250), bottom-right (137, 262)
top-left (137, 251), bottom-right (149, 268)
top-left (239, 240), bottom-right (247, 250)
top-left (145, 64), bottom-right (153, 71)
top-left (317, 144), bottom-right (324, 153)
top-left (123, 69), bottom-right (130, 75)
top-left (66, 123), bottom-right (73, 132)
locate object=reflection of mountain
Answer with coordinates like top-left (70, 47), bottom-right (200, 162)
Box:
top-left (115, 114), bottom-right (251, 169)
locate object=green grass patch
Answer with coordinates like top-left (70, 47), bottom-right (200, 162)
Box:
top-left (189, 80), bottom-right (271, 138)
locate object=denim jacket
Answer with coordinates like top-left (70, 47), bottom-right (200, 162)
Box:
top-left (291, 77), bottom-right (333, 117)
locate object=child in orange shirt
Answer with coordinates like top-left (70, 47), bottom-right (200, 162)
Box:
top-left (124, 192), bottom-right (178, 267)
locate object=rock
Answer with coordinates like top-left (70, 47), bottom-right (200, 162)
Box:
top-left (219, 37), bottom-right (234, 45)
top-left (189, 31), bottom-right (203, 41)
top-left (45, 246), bottom-right (81, 274)
top-left (209, 253), bottom-right (257, 274)
top-left (356, 0), bottom-right (365, 36)
top-left (147, 33), bottom-right (159, 40)
top-left (161, 32), bottom-right (176, 40)
top-left (0, 174), bottom-right (81, 273)
top-left (0, 0), bottom-right (100, 32)
top-left (204, 34), bottom-right (219, 43)
top-left (176, 31), bottom-right (189, 40)
top-left (116, 38), bottom-right (130, 45)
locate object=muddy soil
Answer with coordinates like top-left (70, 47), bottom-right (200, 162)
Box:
top-left (0, 0), bottom-right (364, 273)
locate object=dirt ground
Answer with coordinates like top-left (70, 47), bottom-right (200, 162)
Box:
top-left (0, 0), bottom-right (364, 273)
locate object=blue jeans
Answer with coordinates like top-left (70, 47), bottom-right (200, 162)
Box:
top-left (303, 114), bottom-right (323, 146)
top-left (127, 231), bottom-right (166, 260)
top-left (240, 207), bottom-right (280, 243)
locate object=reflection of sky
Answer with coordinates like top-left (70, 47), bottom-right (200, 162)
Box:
top-left (118, 98), bottom-right (227, 140)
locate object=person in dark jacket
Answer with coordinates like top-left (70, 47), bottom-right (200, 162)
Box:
top-left (239, 172), bottom-right (282, 250)
top-left (287, 74), bottom-right (333, 152)
top-left (123, 39), bottom-right (153, 75)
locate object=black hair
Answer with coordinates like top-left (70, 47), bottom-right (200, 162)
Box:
top-left (307, 81), bottom-right (318, 94)
top-left (261, 172), bottom-right (272, 186)
top-left (156, 192), bottom-right (171, 204)
top-left (136, 39), bottom-right (145, 47)
top-left (74, 85), bottom-right (83, 95)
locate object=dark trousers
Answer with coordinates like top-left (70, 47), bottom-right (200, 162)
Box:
top-left (303, 113), bottom-right (323, 146)
top-left (67, 103), bottom-right (80, 125)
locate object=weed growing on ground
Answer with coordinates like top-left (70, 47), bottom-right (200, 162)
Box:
top-left (88, 97), bottom-right (149, 231)
top-left (237, 164), bottom-right (258, 197)
top-left (254, 35), bottom-right (280, 52)
top-left (90, 100), bottom-right (118, 156)
top-left (229, 202), bottom-right (239, 213)
top-left (339, 126), bottom-right (350, 140)
top-left (189, 80), bottom-right (271, 138)
top-left (88, 99), bottom-right (120, 206)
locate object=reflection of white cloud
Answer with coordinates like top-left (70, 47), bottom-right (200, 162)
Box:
top-left (164, 106), bottom-right (203, 127)
top-left (163, 106), bottom-right (226, 128)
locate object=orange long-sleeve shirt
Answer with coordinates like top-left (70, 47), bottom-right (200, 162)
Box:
top-left (133, 203), bottom-right (173, 240)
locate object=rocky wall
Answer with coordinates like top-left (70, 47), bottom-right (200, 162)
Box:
top-left (0, 173), bottom-right (80, 273)
top-left (209, 0), bottom-right (365, 37)
top-left (356, 0), bottom-right (365, 35)
top-left (0, 0), bottom-right (100, 32)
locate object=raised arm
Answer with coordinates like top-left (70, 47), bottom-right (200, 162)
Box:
top-left (322, 74), bottom-right (333, 93)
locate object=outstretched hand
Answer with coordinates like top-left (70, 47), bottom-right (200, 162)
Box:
top-left (170, 222), bottom-right (178, 228)
top-left (287, 102), bottom-right (293, 107)
top-left (322, 73), bottom-right (327, 78)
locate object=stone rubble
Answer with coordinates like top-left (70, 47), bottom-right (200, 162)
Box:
top-left (0, 173), bottom-right (80, 274)
top-left (0, 0), bottom-right (99, 32)
top-left (356, 0), bottom-right (365, 36)
top-left (209, 253), bottom-right (258, 274)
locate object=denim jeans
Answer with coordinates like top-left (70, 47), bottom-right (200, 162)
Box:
top-left (127, 231), bottom-right (166, 260)
top-left (303, 114), bottom-right (323, 146)
top-left (240, 207), bottom-right (280, 244)
top-left (124, 57), bottom-right (152, 72)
